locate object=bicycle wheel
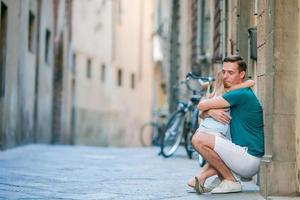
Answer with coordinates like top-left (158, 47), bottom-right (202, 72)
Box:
top-left (184, 127), bottom-right (206, 166)
top-left (184, 122), bottom-right (195, 159)
top-left (184, 109), bottom-right (199, 159)
top-left (140, 122), bottom-right (159, 147)
top-left (160, 111), bottom-right (185, 158)
top-left (152, 124), bottom-right (164, 146)
top-left (198, 154), bottom-right (206, 167)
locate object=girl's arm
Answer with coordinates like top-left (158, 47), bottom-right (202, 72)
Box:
top-left (228, 79), bottom-right (255, 91)
top-left (199, 81), bottom-right (210, 90)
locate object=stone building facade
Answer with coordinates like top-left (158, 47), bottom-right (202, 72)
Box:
top-left (71, 0), bottom-right (114, 146)
top-left (0, 0), bottom-right (159, 148)
top-left (72, 0), bottom-right (156, 146)
top-left (257, 0), bottom-right (300, 197)
top-left (0, 0), bottom-right (72, 149)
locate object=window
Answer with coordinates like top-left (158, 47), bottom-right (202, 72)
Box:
top-left (101, 64), bottom-right (106, 82)
top-left (72, 53), bottom-right (76, 74)
top-left (196, 0), bottom-right (209, 58)
top-left (131, 73), bottom-right (135, 89)
top-left (212, 0), bottom-right (222, 62)
top-left (45, 29), bottom-right (51, 64)
top-left (28, 11), bottom-right (35, 53)
top-left (117, 69), bottom-right (122, 86)
top-left (87, 58), bottom-right (92, 78)
top-left (116, 0), bottom-right (123, 23)
top-left (0, 2), bottom-right (8, 97)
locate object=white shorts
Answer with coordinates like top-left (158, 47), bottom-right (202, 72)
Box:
top-left (214, 136), bottom-right (261, 178)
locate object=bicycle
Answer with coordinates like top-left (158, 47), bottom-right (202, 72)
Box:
top-left (160, 72), bottom-right (214, 165)
top-left (140, 110), bottom-right (167, 147)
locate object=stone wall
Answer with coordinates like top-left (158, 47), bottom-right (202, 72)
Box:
top-left (258, 0), bottom-right (299, 196)
top-left (0, 0), bottom-right (72, 149)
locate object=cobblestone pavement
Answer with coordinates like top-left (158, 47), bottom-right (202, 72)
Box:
top-left (0, 144), bottom-right (267, 199)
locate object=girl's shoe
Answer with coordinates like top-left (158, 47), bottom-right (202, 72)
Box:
top-left (186, 186), bottom-right (196, 193)
top-left (194, 177), bottom-right (209, 194)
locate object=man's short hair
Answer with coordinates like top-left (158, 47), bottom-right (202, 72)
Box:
top-left (223, 55), bottom-right (247, 73)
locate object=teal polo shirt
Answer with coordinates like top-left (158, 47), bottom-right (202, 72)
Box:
top-left (223, 88), bottom-right (264, 157)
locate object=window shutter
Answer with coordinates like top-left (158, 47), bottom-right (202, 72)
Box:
top-left (213, 0), bottom-right (222, 62)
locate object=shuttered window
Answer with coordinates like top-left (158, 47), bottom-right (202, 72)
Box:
top-left (213, 0), bottom-right (222, 62)
top-left (190, 0), bottom-right (198, 73)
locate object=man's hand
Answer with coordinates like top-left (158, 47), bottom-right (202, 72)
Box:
top-left (207, 109), bottom-right (231, 124)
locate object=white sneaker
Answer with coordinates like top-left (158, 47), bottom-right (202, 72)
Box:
top-left (207, 177), bottom-right (221, 191)
top-left (211, 180), bottom-right (242, 194)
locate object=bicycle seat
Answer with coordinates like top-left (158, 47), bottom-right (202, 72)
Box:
top-left (190, 95), bottom-right (201, 104)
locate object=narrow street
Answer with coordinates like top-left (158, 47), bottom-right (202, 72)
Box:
top-left (0, 145), bottom-right (263, 200)
top-left (1, 0), bottom-right (300, 197)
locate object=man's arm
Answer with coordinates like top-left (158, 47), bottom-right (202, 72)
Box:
top-left (199, 109), bottom-right (231, 124)
top-left (197, 96), bottom-right (230, 111)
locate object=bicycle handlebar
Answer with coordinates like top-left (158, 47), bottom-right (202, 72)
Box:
top-left (186, 72), bottom-right (215, 82)
top-left (173, 72), bottom-right (215, 94)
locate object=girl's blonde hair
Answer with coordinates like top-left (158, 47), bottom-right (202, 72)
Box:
top-left (207, 71), bottom-right (225, 99)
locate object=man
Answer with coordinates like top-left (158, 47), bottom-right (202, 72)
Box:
top-left (190, 56), bottom-right (264, 194)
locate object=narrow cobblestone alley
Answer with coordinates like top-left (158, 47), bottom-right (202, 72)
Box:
top-left (0, 145), bottom-right (264, 200)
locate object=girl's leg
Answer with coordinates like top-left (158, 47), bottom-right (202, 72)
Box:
top-left (187, 163), bottom-right (218, 187)
top-left (198, 163), bottom-right (219, 185)
top-left (187, 163), bottom-right (208, 187)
